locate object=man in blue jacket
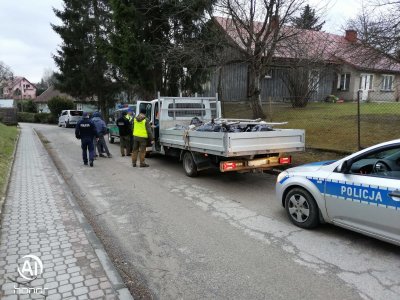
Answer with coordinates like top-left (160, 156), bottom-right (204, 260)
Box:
top-left (92, 111), bottom-right (112, 158)
top-left (75, 112), bottom-right (98, 167)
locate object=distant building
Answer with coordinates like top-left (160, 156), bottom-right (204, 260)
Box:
top-left (0, 99), bottom-right (15, 108)
top-left (35, 86), bottom-right (98, 113)
top-left (35, 86), bottom-right (73, 113)
top-left (203, 17), bottom-right (400, 103)
top-left (2, 77), bottom-right (37, 99)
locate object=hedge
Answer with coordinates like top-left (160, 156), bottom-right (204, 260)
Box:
top-left (34, 113), bottom-right (57, 124)
top-left (17, 112), bottom-right (36, 123)
top-left (17, 112), bottom-right (57, 124)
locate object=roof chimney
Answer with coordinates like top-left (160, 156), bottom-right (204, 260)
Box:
top-left (345, 30), bottom-right (357, 42)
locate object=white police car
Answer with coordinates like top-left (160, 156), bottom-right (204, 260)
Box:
top-left (276, 139), bottom-right (400, 246)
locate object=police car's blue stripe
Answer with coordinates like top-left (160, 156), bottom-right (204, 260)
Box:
top-left (306, 177), bottom-right (399, 210)
top-left (279, 176), bottom-right (290, 185)
top-left (307, 177), bottom-right (325, 193)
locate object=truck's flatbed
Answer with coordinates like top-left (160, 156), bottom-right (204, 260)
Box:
top-left (160, 128), bottom-right (305, 157)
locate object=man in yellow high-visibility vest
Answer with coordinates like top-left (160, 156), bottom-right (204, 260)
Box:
top-left (132, 108), bottom-right (153, 167)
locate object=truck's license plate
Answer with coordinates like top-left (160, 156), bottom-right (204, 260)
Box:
top-left (248, 158), bottom-right (269, 167)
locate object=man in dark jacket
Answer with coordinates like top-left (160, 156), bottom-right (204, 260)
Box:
top-left (126, 109), bottom-right (134, 154)
top-left (75, 112), bottom-right (98, 167)
top-left (132, 108), bottom-right (153, 167)
top-left (116, 111), bottom-right (131, 157)
top-left (92, 111), bottom-right (112, 158)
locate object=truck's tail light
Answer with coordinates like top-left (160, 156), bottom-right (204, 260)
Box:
top-left (223, 162), bottom-right (237, 170)
top-left (279, 156), bottom-right (291, 164)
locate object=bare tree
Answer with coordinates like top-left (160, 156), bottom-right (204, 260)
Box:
top-left (41, 68), bottom-right (57, 88)
top-left (347, 1), bottom-right (400, 57)
top-left (0, 61), bottom-right (13, 96)
top-left (276, 29), bottom-right (340, 107)
top-left (215, 0), bottom-right (304, 118)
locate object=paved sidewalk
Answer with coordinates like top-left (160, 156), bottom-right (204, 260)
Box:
top-left (0, 126), bottom-right (132, 299)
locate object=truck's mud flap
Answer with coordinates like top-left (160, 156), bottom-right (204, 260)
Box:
top-left (191, 152), bottom-right (214, 171)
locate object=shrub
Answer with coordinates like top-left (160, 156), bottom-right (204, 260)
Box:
top-left (17, 100), bottom-right (37, 113)
top-left (17, 112), bottom-right (36, 123)
top-left (17, 112), bottom-right (58, 124)
top-left (48, 96), bottom-right (75, 117)
top-left (34, 113), bottom-right (51, 124)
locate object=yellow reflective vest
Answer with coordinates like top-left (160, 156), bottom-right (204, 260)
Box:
top-left (133, 118), bottom-right (148, 138)
top-left (125, 114), bottom-right (133, 122)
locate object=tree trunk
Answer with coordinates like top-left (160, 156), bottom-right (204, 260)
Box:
top-left (247, 64), bottom-right (266, 119)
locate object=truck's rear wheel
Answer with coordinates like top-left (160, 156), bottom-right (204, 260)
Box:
top-left (183, 151), bottom-right (198, 177)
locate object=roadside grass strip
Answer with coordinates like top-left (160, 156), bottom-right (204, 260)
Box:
top-left (0, 123), bottom-right (18, 198)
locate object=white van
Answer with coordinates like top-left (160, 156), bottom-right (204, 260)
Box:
top-left (58, 110), bottom-right (83, 128)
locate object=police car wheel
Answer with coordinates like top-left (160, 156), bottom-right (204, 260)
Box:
top-left (284, 188), bottom-right (319, 229)
top-left (183, 151), bottom-right (198, 177)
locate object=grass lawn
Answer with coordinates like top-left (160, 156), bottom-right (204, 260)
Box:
top-left (223, 102), bottom-right (400, 152)
top-left (0, 123), bottom-right (18, 196)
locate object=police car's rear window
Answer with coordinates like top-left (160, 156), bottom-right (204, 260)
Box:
top-left (70, 111), bottom-right (83, 116)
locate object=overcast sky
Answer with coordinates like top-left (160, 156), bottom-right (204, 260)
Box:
top-left (0, 0), bottom-right (361, 83)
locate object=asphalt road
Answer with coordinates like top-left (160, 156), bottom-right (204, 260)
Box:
top-left (28, 123), bottom-right (400, 300)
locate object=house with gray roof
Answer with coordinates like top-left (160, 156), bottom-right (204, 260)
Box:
top-left (203, 17), bottom-right (400, 103)
top-left (35, 86), bottom-right (98, 113)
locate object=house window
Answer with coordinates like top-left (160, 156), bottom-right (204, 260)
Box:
top-left (337, 73), bottom-right (351, 91)
top-left (359, 74), bottom-right (373, 90)
top-left (308, 70), bottom-right (320, 92)
top-left (381, 75), bottom-right (394, 91)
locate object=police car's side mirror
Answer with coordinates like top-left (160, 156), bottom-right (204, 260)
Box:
top-left (336, 160), bottom-right (350, 173)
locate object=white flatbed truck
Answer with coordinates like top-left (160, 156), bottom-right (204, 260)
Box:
top-left (135, 94), bottom-right (305, 177)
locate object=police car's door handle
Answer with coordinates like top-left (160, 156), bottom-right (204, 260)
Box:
top-left (388, 191), bottom-right (400, 198)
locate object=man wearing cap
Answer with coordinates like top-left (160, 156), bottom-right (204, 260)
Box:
top-left (116, 111), bottom-right (131, 156)
top-left (75, 112), bottom-right (98, 167)
top-left (132, 108), bottom-right (153, 167)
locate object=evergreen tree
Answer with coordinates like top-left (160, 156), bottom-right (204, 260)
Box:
top-left (109, 0), bottom-right (215, 98)
top-left (52, 0), bottom-right (119, 117)
top-left (292, 4), bottom-right (325, 31)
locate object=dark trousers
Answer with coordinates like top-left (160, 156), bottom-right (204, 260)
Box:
top-left (93, 137), bottom-right (102, 155)
top-left (81, 138), bottom-right (94, 163)
top-left (129, 136), bottom-right (133, 154)
top-left (131, 137), bottom-right (147, 165)
top-left (120, 135), bottom-right (130, 156)
top-left (97, 135), bottom-right (110, 156)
